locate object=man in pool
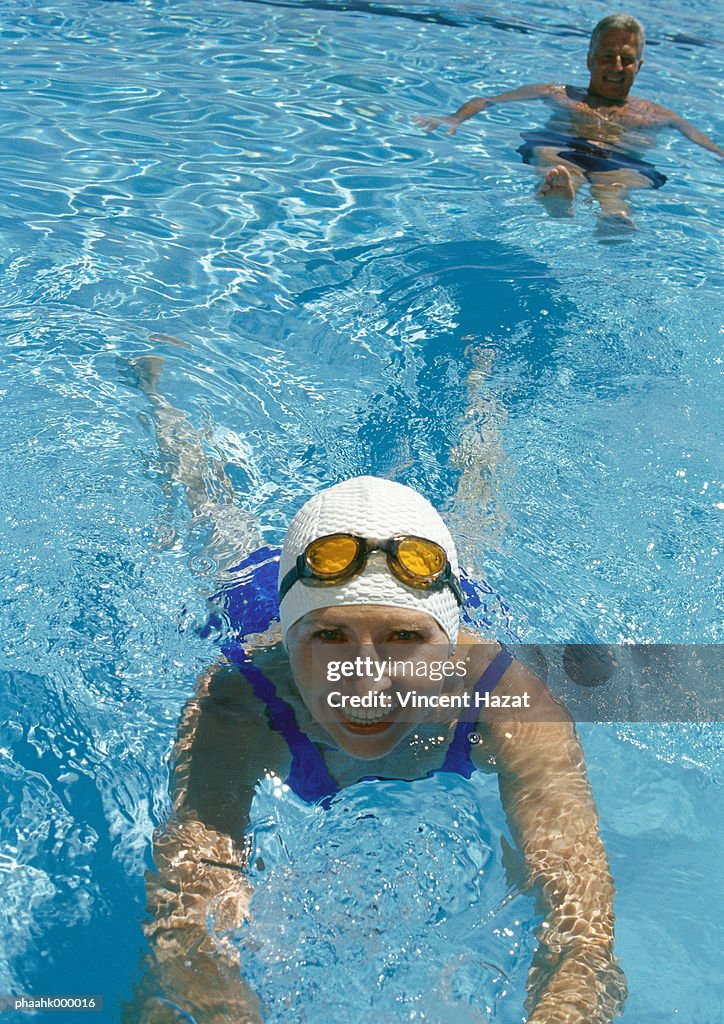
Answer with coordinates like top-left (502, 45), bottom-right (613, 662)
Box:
top-left (130, 471), bottom-right (628, 1021)
top-left (416, 13), bottom-right (723, 224)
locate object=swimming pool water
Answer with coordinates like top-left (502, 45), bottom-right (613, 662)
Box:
top-left (0, 0), bottom-right (722, 1021)
top-left (241, 771), bottom-right (536, 1023)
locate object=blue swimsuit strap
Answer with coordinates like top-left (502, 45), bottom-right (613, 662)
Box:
top-left (223, 645), bottom-right (339, 804)
top-left (435, 645), bottom-right (514, 779)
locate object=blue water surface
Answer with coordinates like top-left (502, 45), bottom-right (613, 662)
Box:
top-left (0, 0), bottom-right (722, 1021)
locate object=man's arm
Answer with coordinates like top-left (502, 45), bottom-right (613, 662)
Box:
top-left (667, 111), bottom-right (724, 157)
top-left (416, 82), bottom-right (556, 134)
top-left (478, 660), bottom-right (626, 1024)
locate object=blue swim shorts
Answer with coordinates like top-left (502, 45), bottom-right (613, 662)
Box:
top-left (517, 130), bottom-right (667, 189)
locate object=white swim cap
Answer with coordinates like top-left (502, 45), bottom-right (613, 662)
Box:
top-left (279, 476), bottom-right (461, 645)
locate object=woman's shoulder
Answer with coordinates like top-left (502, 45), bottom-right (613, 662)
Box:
top-left (454, 631), bottom-right (505, 681)
top-left (456, 633), bottom-right (568, 723)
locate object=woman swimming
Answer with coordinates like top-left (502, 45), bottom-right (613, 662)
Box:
top-left (127, 363), bottom-right (626, 1024)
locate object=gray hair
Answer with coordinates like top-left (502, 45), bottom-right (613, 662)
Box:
top-left (589, 14), bottom-right (645, 60)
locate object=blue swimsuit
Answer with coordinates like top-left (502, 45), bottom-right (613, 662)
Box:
top-left (224, 645), bottom-right (513, 806)
top-left (209, 546), bottom-right (515, 807)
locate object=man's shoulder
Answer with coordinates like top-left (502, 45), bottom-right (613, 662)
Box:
top-left (548, 84), bottom-right (590, 108)
top-left (626, 95), bottom-right (677, 122)
top-left (546, 82), bottom-right (572, 100)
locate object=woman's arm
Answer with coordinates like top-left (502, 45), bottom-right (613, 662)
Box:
top-left (126, 663), bottom-right (282, 1024)
top-left (416, 82), bottom-right (556, 134)
top-left (478, 660), bottom-right (626, 1024)
top-left (131, 815), bottom-right (261, 1024)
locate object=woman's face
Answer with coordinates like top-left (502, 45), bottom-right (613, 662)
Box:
top-left (286, 605), bottom-right (454, 760)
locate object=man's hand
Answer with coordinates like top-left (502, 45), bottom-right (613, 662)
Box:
top-left (414, 114), bottom-right (462, 134)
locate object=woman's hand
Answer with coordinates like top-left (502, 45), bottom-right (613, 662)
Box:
top-left (526, 947), bottom-right (627, 1024)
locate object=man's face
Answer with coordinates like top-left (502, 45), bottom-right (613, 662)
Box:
top-left (587, 30), bottom-right (642, 102)
top-left (286, 605), bottom-right (453, 761)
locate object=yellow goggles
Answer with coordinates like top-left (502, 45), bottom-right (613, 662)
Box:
top-left (278, 533), bottom-right (464, 605)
